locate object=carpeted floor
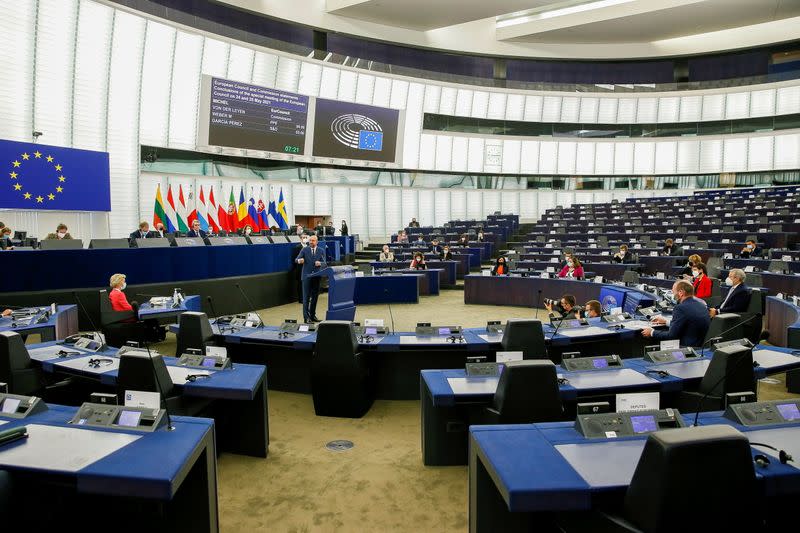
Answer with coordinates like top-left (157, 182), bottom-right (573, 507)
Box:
top-left (149, 290), bottom-right (798, 532)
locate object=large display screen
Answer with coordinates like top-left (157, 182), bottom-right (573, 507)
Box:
top-left (207, 77), bottom-right (309, 154)
top-left (312, 98), bottom-right (400, 162)
top-left (599, 287), bottom-right (627, 313)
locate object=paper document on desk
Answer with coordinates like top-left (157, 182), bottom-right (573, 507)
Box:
top-left (167, 366), bottom-right (213, 384)
top-left (752, 349), bottom-right (800, 369)
top-left (622, 320), bottom-right (651, 330)
top-left (447, 377), bottom-right (499, 395)
top-left (477, 334), bottom-right (502, 343)
top-left (556, 326), bottom-right (613, 338)
top-left (0, 424), bottom-right (139, 473)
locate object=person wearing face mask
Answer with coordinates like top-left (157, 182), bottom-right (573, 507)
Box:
top-left (740, 239), bottom-right (763, 259)
top-left (491, 256), bottom-right (509, 276)
top-left (430, 239), bottom-right (442, 256)
top-left (153, 223), bottom-right (166, 238)
top-left (709, 268), bottom-right (750, 317)
top-left (240, 224), bottom-right (254, 237)
top-left (476, 229), bottom-right (485, 242)
top-left (410, 252), bottom-right (427, 270)
top-left (440, 246), bottom-right (453, 261)
top-left (559, 256), bottom-right (585, 279)
top-left (46, 223), bottom-right (72, 240)
top-left (680, 254), bottom-right (702, 278)
top-left (458, 233), bottom-right (470, 246)
top-left (612, 244), bottom-right (633, 264)
top-left (379, 245), bottom-right (395, 262)
top-left (691, 262), bottom-right (712, 299)
top-left (108, 273), bottom-right (137, 315)
top-left (584, 300), bottom-right (602, 319)
top-left (641, 280), bottom-right (710, 347)
top-left (0, 227), bottom-right (13, 250)
top-left (661, 238), bottom-right (681, 257)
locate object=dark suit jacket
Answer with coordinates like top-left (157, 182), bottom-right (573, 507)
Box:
top-left (651, 296), bottom-right (711, 347)
top-left (662, 245), bottom-right (681, 256)
top-left (440, 252), bottom-right (453, 261)
top-left (340, 224), bottom-right (348, 236)
top-left (325, 226), bottom-right (335, 236)
top-left (295, 245), bottom-right (327, 279)
top-left (718, 283), bottom-right (751, 314)
top-left (187, 229), bottom-right (208, 239)
top-left (408, 221), bottom-right (420, 228)
top-left (741, 247), bottom-right (763, 259)
top-left (612, 251), bottom-right (634, 264)
top-left (430, 245), bottom-right (442, 255)
top-left (129, 230), bottom-right (156, 240)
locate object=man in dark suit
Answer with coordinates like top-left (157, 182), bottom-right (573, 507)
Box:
top-left (642, 280), bottom-right (711, 347)
top-left (186, 220), bottom-right (208, 239)
top-left (740, 239), bottom-right (763, 259)
top-left (153, 223), bottom-right (166, 238)
top-left (295, 234), bottom-right (327, 323)
top-left (325, 222), bottom-right (335, 236)
top-left (130, 221), bottom-right (155, 240)
top-left (430, 239), bottom-right (442, 256)
top-left (408, 218), bottom-right (420, 228)
top-left (661, 238), bottom-right (681, 256)
top-left (710, 268), bottom-right (750, 317)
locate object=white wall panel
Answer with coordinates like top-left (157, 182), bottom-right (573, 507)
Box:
top-left (418, 133), bottom-right (436, 170)
top-left (635, 98), bottom-right (657, 123)
top-left (483, 140), bottom-right (502, 174)
top-left (501, 140), bottom-right (521, 174)
top-left (676, 140), bottom-right (700, 174)
top-left (451, 136), bottom-right (469, 172)
top-left (471, 91), bottom-right (490, 119)
top-left (389, 79), bottom-right (409, 109)
top-left (318, 66), bottom-right (340, 99)
top-left (226, 45), bottom-right (254, 82)
top-left (654, 141), bottom-right (677, 174)
top-left (297, 61), bottom-right (322, 96)
top-left (313, 185), bottom-right (332, 215)
top-left (367, 187), bottom-right (385, 239)
top-left (383, 188), bottom-right (402, 234)
top-left (541, 96), bottom-right (562, 122)
top-left (251, 51), bottom-right (278, 88)
top-left (481, 191), bottom-right (500, 217)
top-left (336, 69), bottom-right (357, 101)
top-left (597, 98), bottom-right (618, 123)
top-left (776, 86), bottom-right (800, 115)
top-left (168, 32), bottom-right (203, 150)
top-left (520, 141), bottom-right (540, 174)
top-left (578, 97), bottom-right (598, 123)
top-left (487, 92), bottom-right (507, 120)
top-left (773, 133), bottom-right (800, 169)
top-left (72, 0), bottom-right (113, 151)
top-left (523, 95), bottom-right (543, 121)
top-left (594, 143), bottom-right (615, 174)
top-left (699, 139), bottom-right (723, 173)
top-left (331, 187), bottom-right (350, 233)
top-left (455, 88), bottom-right (473, 116)
top-left (450, 190), bottom-right (467, 220)
top-left (348, 187), bottom-right (368, 237)
top-left (466, 191), bottom-right (482, 219)
top-left (0, 0), bottom-right (36, 141)
top-left (613, 142), bottom-right (634, 175)
top-left (354, 73), bottom-right (375, 104)
top-left (34, 0), bottom-right (78, 147)
top-left (575, 142), bottom-right (595, 174)
top-left (518, 191), bottom-right (538, 221)
top-left (467, 137), bottom-right (485, 172)
top-left (501, 192), bottom-right (519, 215)
top-left (292, 183), bottom-right (314, 214)
top-left (438, 86), bottom-right (457, 116)
top-left (434, 190), bottom-right (450, 226)
top-left (401, 83), bottom-right (424, 168)
top-left (557, 141), bottom-right (577, 175)
top-left (657, 97), bottom-right (679, 123)
top-left (747, 136), bottom-right (773, 171)
top-left (723, 138), bottom-right (747, 171)
top-left (701, 94), bottom-right (725, 121)
top-left (749, 89), bottom-right (775, 117)
top-left (139, 21), bottom-right (175, 147)
top-left (536, 192), bottom-right (556, 220)
top-left (560, 97), bottom-right (580, 122)
top-left (201, 38), bottom-right (229, 77)
top-left (434, 135), bottom-right (453, 171)
top-left (505, 94), bottom-right (525, 120)
top-left (372, 76), bottom-right (392, 108)
top-left (423, 84), bottom-right (441, 113)
top-left (401, 188), bottom-right (418, 227)
top-left (679, 95), bottom-right (702, 122)
top-left (725, 92), bottom-right (749, 119)
top-left (633, 142), bottom-right (655, 175)
top-left (616, 98), bottom-right (637, 123)
top-left (274, 56), bottom-right (300, 92)
top-left (539, 141), bottom-right (558, 174)
top-left (417, 189), bottom-right (434, 226)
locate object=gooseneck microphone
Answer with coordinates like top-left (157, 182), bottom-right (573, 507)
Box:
top-left (534, 289), bottom-right (543, 319)
top-left (206, 296), bottom-right (221, 326)
top-left (235, 283), bottom-right (264, 328)
top-left (385, 288), bottom-right (396, 335)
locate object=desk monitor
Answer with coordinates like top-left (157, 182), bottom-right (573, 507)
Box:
top-left (724, 400), bottom-right (800, 426)
top-left (89, 238), bottom-right (130, 249)
top-left (40, 239), bottom-right (83, 250)
top-left (0, 393), bottom-right (48, 419)
top-left (575, 408), bottom-right (684, 438)
top-left (117, 409), bottom-right (142, 427)
top-left (1, 397), bottom-right (20, 414)
top-left (599, 286), bottom-right (627, 313)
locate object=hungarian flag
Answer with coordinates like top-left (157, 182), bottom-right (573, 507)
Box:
top-left (207, 186), bottom-right (220, 233)
top-left (165, 184), bottom-right (178, 233)
top-left (195, 186), bottom-right (209, 231)
top-left (175, 184), bottom-right (189, 232)
top-left (152, 184), bottom-right (171, 230)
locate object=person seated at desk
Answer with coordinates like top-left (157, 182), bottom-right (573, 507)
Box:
top-left (186, 220), bottom-right (208, 239)
top-left (410, 252), bottom-right (427, 270)
top-left (476, 229), bottom-right (485, 242)
top-left (661, 238), bottom-right (681, 256)
top-left (641, 280), bottom-right (710, 347)
top-left (408, 217), bottom-right (420, 228)
top-left (440, 245), bottom-right (453, 261)
top-left (340, 220), bottom-right (348, 236)
top-left (457, 233), bottom-right (469, 246)
top-left (559, 256), bottom-right (584, 279)
top-left (314, 222), bottom-right (325, 236)
top-left (295, 224), bottom-right (304, 236)
top-left (740, 239), bottom-right (763, 259)
top-left (130, 221), bottom-right (155, 240)
top-left (325, 221), bottom-right (335, 236)
top-left (153, 222), bottom-right (166, 238)
top-left (691, 262), bottom-right (712, 299)
top-left (415, 235), bottom-right (426, 246)
top-left (379, 245), bottom-right (395, 262)
top-left (45, 223), bottom-right (72, 240)
top-left (430, 239), bottom-right (442, 256)
top-left (396, 231), bottom-right (408, 244)
top-left (584, 300), bottom-right (602, 318)
top-left (239, 224), bottom-right (254, 237)
top-left (545, 294), bottom-right (579, 319)
top-left (491, 256), bottom-right (509, 276)
top-left (680, 254), bottom-right (702, 277)
top-left (0, 227), bottom-right (13, 250)
top-left (109, 273), bottom-right (138, 319)
top-left (612, 244), bottom-right (633, 264)
top-left (709, 268), bottom-right (750, 317)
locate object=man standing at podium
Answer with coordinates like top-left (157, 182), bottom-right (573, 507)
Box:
top-left (296, 234), bottom-right (327, 323)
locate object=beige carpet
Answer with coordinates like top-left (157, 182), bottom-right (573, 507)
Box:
top-left (148, 290), bottom-right (798, 532)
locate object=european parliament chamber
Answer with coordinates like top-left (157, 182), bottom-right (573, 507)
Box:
top-left (2, 1), bottom-right (800, 531)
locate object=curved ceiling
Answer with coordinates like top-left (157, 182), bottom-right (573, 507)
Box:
top-left (219, 0), bottom-right (800, 59)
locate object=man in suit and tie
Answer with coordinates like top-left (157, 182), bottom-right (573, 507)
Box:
top-left (187, 220), bottom-right (208, 239)
top-left (130, 221), bottom-right (155, 240)
top-left (641, 280), bottom-right (711, 347)
top-left (153, 223), bottom-right (166, 238)
top-left (296, 234), bottom-right (327, 323)
top-left (709, 268), bottom-right (750, 317)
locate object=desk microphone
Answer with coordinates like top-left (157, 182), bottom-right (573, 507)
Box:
top-left (534, 289), bottom-right (543, 319)
top-left (385, 288), bottom-right (396, 335)
top-left (235, 283), bottom-right (264, 328)
top-left (72, 291), bottom-right (100, 332)
top-left (206, 296), bottom-right (222, 327)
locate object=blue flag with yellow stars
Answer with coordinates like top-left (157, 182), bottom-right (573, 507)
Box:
top-left (1, 139), bottom-right (110, 211)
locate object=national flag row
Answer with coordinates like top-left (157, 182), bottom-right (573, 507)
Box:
top-left (152, 183), bottom-right (289, 233)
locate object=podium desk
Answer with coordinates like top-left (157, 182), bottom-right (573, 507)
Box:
top-left (0, 403), bottom-right (218, 532)
top-left (138, 294), bottom-right (201, 323)
top-left (308, 265), bottom-right (356, 321)
top-left (28, 341), bottom-right (269, 458)
top-left (0, 304), bottom-right (78, 341)
top-left (375, 268), bottom-right (442, 296)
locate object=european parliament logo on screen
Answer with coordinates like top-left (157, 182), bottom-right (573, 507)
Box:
top-left (0, 139), bottom-right (111, 211)
top-left (313, 99), bottom-right (399, 162)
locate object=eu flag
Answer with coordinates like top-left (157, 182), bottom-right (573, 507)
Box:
top-left (0, 139), bottom-right (110, 211)
top-left (358, 130), bottom-right (383, 151)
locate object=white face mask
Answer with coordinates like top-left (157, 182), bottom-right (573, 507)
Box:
top-left (725, 278), bottom-right (734, 286)
top-left (58, 231), bottom-right (66, 238)
top-left (692, 270), bottom-right (700, 278)
top-left (245, 229), bottom-right (251, 235)
top-left (567, 261), bottom-right (574, 267)
top-left (747, 244), bottom-right (754, 250)
top-left (121, 282), bottom-right (127, 291)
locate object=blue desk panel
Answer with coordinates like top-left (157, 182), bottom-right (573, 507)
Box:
top-left (354, 275), bottom-right (420, 304)
top-left (138, 294), bottom-right (201, 320)
top-left (0, 304), bottom-right (78, 341)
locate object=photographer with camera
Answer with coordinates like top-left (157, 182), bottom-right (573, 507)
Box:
top-left (544, 294), bottom-right (581, 319)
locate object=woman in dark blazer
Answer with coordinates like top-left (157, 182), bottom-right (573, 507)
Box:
top-left (491, 256), bottom-right (509, 276)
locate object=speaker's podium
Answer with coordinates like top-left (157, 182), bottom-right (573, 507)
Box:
top-left (308, 265), bottom-right (357, 321)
